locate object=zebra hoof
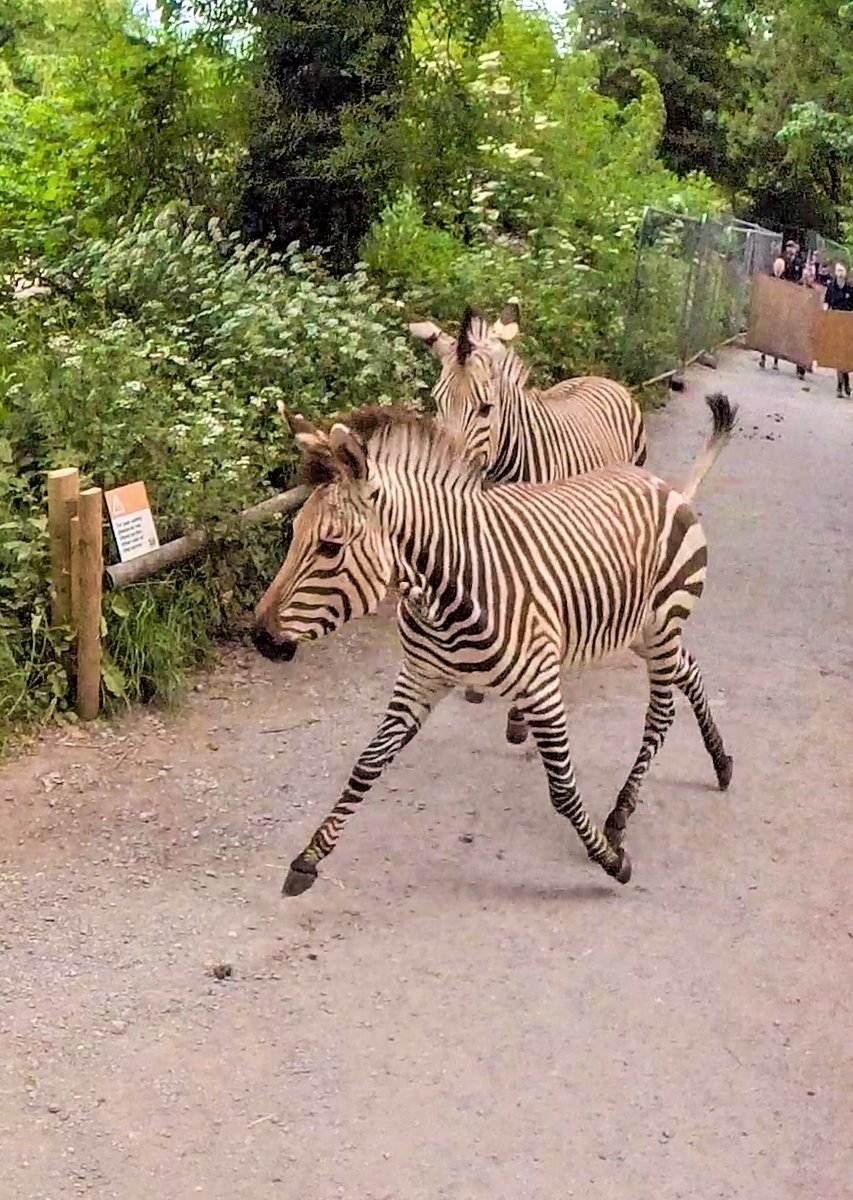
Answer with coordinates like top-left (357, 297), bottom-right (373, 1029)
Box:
top-left (608, 848), bottom-right (632, 885)
top-left (464, 688), bottom-right (485, 705)
top-left (715, 754), bottom-right (733, 791)
top-left (281, 858), bottom-right (318, 897)
top-left (505, 718), bottom-right (528, 745)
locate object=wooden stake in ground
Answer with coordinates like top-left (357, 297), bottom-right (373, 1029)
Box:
top-left (47, 468), bottom-right (80, 626)
top-left (71, 487), bottom-right (104, 721)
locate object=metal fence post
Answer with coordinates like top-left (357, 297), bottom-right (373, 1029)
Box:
top-left (619, 205), bottom-right (650, 379)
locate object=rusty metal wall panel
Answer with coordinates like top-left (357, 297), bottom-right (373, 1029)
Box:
top-left (746, 275), bottom-right (821, 364)
top-left (816, 310), bottom-right (853, 370)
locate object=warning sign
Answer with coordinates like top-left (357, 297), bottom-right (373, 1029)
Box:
top-left (104, 481), bottom-right (160, 563)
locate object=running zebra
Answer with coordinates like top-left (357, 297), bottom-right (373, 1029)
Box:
top-left (252, 393), bottom-right (736, 896)
top-left (411, 302), bottom-right (648, 739)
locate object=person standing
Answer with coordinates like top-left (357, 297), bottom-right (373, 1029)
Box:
top-left (759, 256), bottom-right (787, 370)
top-left (795, 264), bottom-right (822, 379)
top-left (823, 263), bottom-right (853, 397)
top-left (782, 239), bottom-right (805, 283)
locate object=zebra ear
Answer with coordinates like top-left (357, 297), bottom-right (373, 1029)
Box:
top-left (329, 422), bottom-right (368, 482)
top-left (493, 299), bottom-right (520, 342)
top-left (410, 320), bottom-right (454, 359)
top-left (281, 405), bottom-right (332, 455)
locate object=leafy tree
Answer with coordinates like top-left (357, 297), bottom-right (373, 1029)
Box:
top-left (237, 0), bottom-right (411, 271)
top-left (727, 0), bottom-right (853, 237)
top-left (236, 0), bottom-right (500, 270)
top-left (574, 0), bottom-right (747, 190)
top-left (0, 0), bottom-right (247, 262)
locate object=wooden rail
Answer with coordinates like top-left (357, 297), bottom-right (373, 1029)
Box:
top-left (103, 484), bottom-right (310, 590)
top-left (47, 470), bottom-right (309, 718)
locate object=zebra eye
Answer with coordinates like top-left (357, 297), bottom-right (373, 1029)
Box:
top-left (478, 402), bottom-right (493, 417)
top-left (317, 539), bottom-right (343, 560)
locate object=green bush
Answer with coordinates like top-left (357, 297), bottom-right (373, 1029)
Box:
top-left (365, 9), bottom-right (725, 386)
top-left (0, 205), bottom-right (428, 745)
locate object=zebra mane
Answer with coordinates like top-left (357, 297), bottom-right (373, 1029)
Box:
top-left (453, 313), bottom-right (531, 392)
top-left (457, 308), bottom-right (488, 364)
top-left (334, 404), bottom-right (482, 488)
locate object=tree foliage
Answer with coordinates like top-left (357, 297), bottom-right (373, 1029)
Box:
top-left (574, 0), bottom-right (853, 237)
top-left (237, 0), bottom-right (500, 270)
top-left (0, 0), bottom-right (246, 261)
top-left (574, 0), bottom-right (747, 189)
top-left (727, 0), bottom-right (853, 236)
top-left (237, 0), bottom-right (411, 271)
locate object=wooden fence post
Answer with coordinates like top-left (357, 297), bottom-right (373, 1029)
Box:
top-left (71, 487), bottom-right (104, 721)
top-left (47, 467), bottom-right (80, 627)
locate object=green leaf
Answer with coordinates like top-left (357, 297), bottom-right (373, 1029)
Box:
top-left (108, 595), bottom-right (131, 619)
top-left (100, 659), bottom-right (127, 699)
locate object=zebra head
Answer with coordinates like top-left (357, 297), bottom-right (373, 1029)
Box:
top-left (252, 410), bottom-right (393, 663)
top-left (410, 301), bottom-right (521, 470)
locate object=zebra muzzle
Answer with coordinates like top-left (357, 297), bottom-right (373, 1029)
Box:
top-left (251, 626), bottom-right (298, 663)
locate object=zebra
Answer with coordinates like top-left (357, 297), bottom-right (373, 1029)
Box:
top-left (410, 301), bottom-right (647, 478)
top-left (411, 302), bottom-right (648, 742)
top-left (252, 392), bottom-right (736, 897)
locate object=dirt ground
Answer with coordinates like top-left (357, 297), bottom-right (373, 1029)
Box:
top-left (2, 346), bottom-right (852, 1200)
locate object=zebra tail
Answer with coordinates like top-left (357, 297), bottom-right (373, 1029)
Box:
top-left (680, 392), bottom-right (739, 503)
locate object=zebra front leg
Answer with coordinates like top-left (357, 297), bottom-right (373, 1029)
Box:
top-left (673, 649), bottom-right (733, 790)
top-left (520, 683), bottom-right (631, 884)
top-left (604, 652), bottom-right (678, 850)
top-left (282, 666), bottom-right (451, 896)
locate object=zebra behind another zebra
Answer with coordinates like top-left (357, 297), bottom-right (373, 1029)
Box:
top-left (411, 302), bottom-right (648, 741)
top-left (411, 302), bottom-right (647, 478)
top-left (252, 393), bottom-right (737, 897)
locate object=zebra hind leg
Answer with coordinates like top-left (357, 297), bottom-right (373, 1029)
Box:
top-left (463, 688), bottom-right (528, 744)
top-left (282, 665), bottom-right (451, 896)
top-left (505, 705), bottom-right (529, 744)
top-left (604, 647), bottom-right (679, 851)
top-left (520, 680), bottom-right (631, 884)
top-left (462, 685), bottom-right (528, 745)
top-left (673, 648), bottom-right (732, 790)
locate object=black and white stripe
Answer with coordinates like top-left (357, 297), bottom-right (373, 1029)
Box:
top-left (254, 394), bottom-right (736, 895)
top-left (413, 305), bottom-right (648, 735)
top-left (412, 305), bottom-right (647, 479)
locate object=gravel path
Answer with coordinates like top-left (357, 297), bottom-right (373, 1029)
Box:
top-left (1, 347), bottom-right (851, 1199)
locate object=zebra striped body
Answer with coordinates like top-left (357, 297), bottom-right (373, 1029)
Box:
top-left (412, 306), bottom-right (647, 732)
top-left (490, 374), bottom-right (647, 481)
top-left (394, 468), bottom-right (702, 687)
top-left (253, 395), bottom-right (735, 896)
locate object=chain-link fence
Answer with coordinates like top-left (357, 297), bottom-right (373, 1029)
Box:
top-left (620, 207), bottom-right (780, 384)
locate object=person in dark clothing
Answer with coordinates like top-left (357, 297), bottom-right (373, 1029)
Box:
top-left (795, 263), bottom-right (822, 379)
top-left (759, 256), bottom-right (786, 370)
top-left (823, 262), bottom-right (853, 397)
top-left (782, 239), bottom-right (805, 283)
